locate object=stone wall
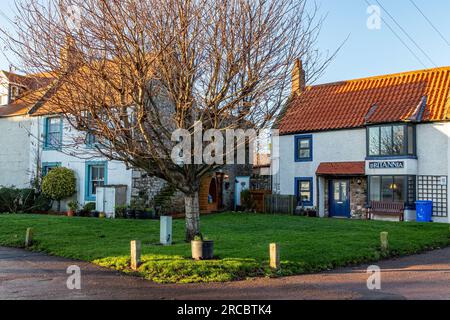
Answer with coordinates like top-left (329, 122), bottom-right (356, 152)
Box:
top-left (131, 169), bottom-right (185, 213)
top-left (349, 177), bottom-right (368, 218)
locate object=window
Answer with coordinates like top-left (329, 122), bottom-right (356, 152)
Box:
top-left (85, 162), bottom-right (107, 201)
top-left (369, 175), bottom-right (416, 208)
top-left (367, 124), bottom-right (415, 157)
top-left (295, 135), bottom-right (313, 162)
top-left (42, 162), bottom-right (61, 176)
top-left (295, 177), bottom-right (313, 206)
top-left (44, 117), bottom-right (62, 150)
top-left (86, 132), bottom-right (98, 148)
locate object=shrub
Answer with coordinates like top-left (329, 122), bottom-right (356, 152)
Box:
top-left (240, 190), bottom-right (255, 211)
top-left (0, 187), bottom-right (52, 213)
top-left (83, 202), bottom-right (96, 212)
top-left (42, 168), bottom-right (76, 211)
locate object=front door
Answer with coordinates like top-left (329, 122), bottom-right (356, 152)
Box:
top-left (329, 180), bottom-right (350, 217)
top-left (235, 176), bottom-right (250, 208)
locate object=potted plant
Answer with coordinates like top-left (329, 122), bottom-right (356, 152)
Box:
top-left (99, 212), bottom-right (106, 219)
top-left (125, 206), bottom-right (136, 219)
top-left (67, 200), bottom-right (79, 217)
top-left (115, 205), bottom-right (127, 219)
top-left (191, 234), bottom-right (214, 260)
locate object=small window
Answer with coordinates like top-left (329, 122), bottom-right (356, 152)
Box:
top-left (44, 117), bottom-right (62, 150)
top-left (296, 178), bottom-right (313, 206)
top-left (86, 163), bottom-right (107, 200)
top-left (86, 132), bottom-right (98, 147)
top-left (42, 162), bottom-right (61, 177)
top-left (295, 135), bottom-right (313, 162)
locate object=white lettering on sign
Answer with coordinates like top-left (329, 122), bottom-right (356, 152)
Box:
top-left (369, 161), bottom-right (405, 169)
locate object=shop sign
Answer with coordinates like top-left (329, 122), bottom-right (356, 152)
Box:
top-left (369, 161), bottom-right (405, 169)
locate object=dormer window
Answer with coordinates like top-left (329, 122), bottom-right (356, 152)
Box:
top-left (10, 86), bottom-right (20, 101)
top-left (367, 124), bottom-right (415, 158)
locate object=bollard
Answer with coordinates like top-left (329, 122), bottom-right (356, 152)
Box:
top-left (269, 243), bottom-right (280, 270)
top-left (130, 240), bottom-right (141, 270)
top-left (380, 232), bottom-right (389, 253)
top-left (25, 228), bottom-right (33, 247)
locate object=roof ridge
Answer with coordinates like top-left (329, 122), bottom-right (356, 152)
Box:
top-left (308, 66), bottom-right (450, 89)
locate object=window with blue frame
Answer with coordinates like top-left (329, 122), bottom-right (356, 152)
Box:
top-left (295, 135), bottom-right (313, 162)
top-left (85, 162), bottom-right (107, 201)
top-left (44, 117), bottom-right (62, 150)
top-left (86, 132), bottom-right (98, 148)
top-left (295, 177), bottom-right (313, 206)
top-left (42, 162), bottom-right (61, 176)
top-left (367, 124), bottom-right (415, 158)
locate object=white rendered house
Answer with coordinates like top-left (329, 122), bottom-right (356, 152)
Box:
top-left (273, 62), bottom-right (450, 223)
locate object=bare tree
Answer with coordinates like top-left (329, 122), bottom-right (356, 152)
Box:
top-left (1, 0), bottom-right (334, 240)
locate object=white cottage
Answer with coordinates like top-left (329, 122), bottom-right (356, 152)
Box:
top-left (0, 70), bottom-right (133, 210)
top-left (273, 61), bottom-right (450, 223)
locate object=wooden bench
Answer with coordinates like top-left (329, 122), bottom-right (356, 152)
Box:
top-left (367, 201), bottom-right (405, 222)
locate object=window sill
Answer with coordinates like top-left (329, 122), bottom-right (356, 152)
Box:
top-left (366, 155), bottom-right (417, 160)
top-left (295, 158), bottom-right (313, 163)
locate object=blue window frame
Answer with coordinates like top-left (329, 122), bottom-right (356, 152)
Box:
top-left (44, 117), bottom-right (63, 150)
top-left (86, 132), bottom-right (98, 148)
top-left (295, 135), bottom-right (313, 162)
top-left (295, 177), bottom-right (314, 206)
top-left (42, 162), bottom-right (62, 177)
top-left (85, 162), bottom-right (108, 201)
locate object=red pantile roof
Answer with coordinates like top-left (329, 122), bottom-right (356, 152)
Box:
top-left (316, 162), bottom-right (366, 176)
top-left (278, 67), bottom-right (450, 135)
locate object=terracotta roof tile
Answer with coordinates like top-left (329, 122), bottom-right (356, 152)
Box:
top-left (279, 67), bottom-right (450, 135)
top-left (316, 162), bottom-right (366, 176)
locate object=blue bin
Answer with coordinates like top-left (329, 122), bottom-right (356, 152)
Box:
top-left (415, 201), bottom-right (433, 222)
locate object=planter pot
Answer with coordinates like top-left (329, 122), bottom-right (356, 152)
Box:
top-left (99, 212), bottom-right (106, 219)
top-left (160, 216), bottom-right (173, 245)
top-left (67, 210), bottom-right (75, 217)
top-left (191, 240), bottom-right (214, 260)
top-left (135, 210), bottom-right (145, 220)
top-left (125, 209), bottom-right (136, 219)
top-left (90, 211), bottom-right (100, 218)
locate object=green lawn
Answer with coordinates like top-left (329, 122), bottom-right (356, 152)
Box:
top-left (0, 213), bottom-right (449, 283)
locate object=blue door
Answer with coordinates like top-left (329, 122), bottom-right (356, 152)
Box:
top-left (329, 180), bottom-right (350, 217)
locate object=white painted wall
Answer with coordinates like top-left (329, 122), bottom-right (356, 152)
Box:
top-left (0, 116), bottom-right (32, 188)
top-left (29, 116), bottom-right (133, 210)
top-left (273, 128), bottom-right (366, 202)
top-left (273, 123), bottom-right (450, 223)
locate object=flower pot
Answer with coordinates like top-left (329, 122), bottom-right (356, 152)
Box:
top-left (90, 211), bottom-right (100, 218)
top-left (135, 210), bottom-right (145, 220)
top-left (191, 240), bottom-right (214, 260)
top-left (67, 210), bottom-right (75, 217)
top-left (99, 212), bottom-right (106, 219)
top-left (125, 209), bottom-right (136, 219)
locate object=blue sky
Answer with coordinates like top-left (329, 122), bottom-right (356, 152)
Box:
top-left (1, 0), bottom-right (449, 84)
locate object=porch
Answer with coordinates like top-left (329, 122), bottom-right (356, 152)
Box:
top-left (316, 162), bottom-right (367, 219)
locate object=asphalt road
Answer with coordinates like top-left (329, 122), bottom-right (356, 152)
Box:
top-left (0, 246), bottom-right (449, 300)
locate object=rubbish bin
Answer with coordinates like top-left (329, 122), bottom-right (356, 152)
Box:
top-left (415, 201), bottom-right (433, 222)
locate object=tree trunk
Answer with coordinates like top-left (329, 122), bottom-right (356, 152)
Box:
top-left (57, 200), bottom-right (61, 213)
top-left (184, 192), bottom-right (201, 242)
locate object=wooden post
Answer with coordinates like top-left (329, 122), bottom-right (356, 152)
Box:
top-left (380, 232), bottom-right (389, 253)
top-left (25, 228), bottom-right (33, 247)
top-left (270, 243), bottom-right (280, 270)
top-left (130, 240), bottom-right (141, 270)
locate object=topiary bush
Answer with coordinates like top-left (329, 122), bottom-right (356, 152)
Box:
top-left (42, 167), bottom-right (76, 212)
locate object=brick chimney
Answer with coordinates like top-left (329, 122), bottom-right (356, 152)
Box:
top-left (292, 58), bottom-right (306, 96)
top-left (60, 36), bottom-right (78, 71)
